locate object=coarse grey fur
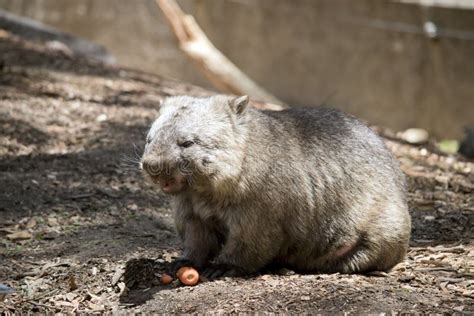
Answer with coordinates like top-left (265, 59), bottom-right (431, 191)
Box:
top-left (141, 95), bottom-right (411, 277)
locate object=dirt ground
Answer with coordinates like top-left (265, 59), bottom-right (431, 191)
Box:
top-left (0, 33), bottom-right (473, 314)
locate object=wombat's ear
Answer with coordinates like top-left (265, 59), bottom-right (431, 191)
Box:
top-left (230, 95), bottom-right (249, 115)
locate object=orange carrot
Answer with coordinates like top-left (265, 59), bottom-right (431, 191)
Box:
top-left (160, 273), bottom-right (173, 285)
top-left (176, 266), bottom-right (199, 286)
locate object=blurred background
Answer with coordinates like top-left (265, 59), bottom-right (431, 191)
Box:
top-left (1, 0), bottom-right (473, 139)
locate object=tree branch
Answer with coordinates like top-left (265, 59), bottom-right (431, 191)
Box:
top-left (156, 0), bottom-right (286, 108)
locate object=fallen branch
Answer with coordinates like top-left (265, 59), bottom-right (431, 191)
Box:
top-left (156, 0), bottom-right (286, 108)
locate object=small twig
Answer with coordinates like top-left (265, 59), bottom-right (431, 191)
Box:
top-left (415, 267), bottom-right (457, 272)
top-left (66, 193), bottom-right (95, 200)
top-left (419, 260), bottom-right (451, 267)
top-left (14, 271), bottom-right (39, 279)
top-left (427, 245), bottom-right (465, 254)
top-left (437, 277), bottom-right (465, 284)
top-left (24, 300), bottom-right (56, 310)
top-left (118, 231), bottom-right (156, 238)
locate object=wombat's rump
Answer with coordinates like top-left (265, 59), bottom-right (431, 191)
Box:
top-left (141, 95), bottom-right (411, 278)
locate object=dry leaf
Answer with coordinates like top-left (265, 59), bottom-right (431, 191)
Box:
top-left (6, 231), bottom-right (32, 240)
top-left (26, 217), bottom-right (37, 229)
top-left (69, 275), bottom-right (78, 291)
top-left (111, 268), bottom-right (124, 286)
top-left (48, 217), bottom-right (59, 227)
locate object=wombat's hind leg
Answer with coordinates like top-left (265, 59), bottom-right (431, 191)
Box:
top-left (334, 238), bottom-right (407, 274)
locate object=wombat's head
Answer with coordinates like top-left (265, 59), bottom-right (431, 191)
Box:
top-left (141, 95), bottom-right (250, 194)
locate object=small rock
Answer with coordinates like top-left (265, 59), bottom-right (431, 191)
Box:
top-left (276, 268), bottom-right (295, 276)
top-left (65, 292), bottom-right (77, 302)
top-left (419, 148), bottom-right (428, 156)
top-left (300, 295), bottom-right (311, 301)
top-left (91, 267), bottom-right (98, 276)
top-left (96, 113), bottom-right (108, 122)
top-left (0, 283), bottom-right (15, 302)
top-left (127, 204), bottom-right (138, 211)
top-left (109, 206), bottom-right (120, 216)
top-left (259, 274), bottom-right (272, 281)
top-left (0, 284), bottom-right (14, 294)
top-left (424, 215), bottom-right (435, 221)
top-left (399, 128), bottom-right (429, 144)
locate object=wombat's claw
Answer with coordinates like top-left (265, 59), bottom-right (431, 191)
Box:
top-left (201, 264), bottom-right (244, 280)
top-left (168, 258), bottom-right (195, 275)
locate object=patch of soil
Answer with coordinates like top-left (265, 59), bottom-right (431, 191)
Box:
top-left (0, 32), bottom-right (472, 313)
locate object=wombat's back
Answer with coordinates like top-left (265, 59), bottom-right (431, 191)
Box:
top-left (238, 107), bottom-right (411, 273)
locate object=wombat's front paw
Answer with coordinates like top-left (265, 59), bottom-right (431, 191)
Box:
top-left (201, 263), bottom-right (246, 280)
top-left (168, 257), bottom-right (195, 275)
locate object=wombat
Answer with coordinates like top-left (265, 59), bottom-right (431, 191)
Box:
top-left (141, 95), bottom-right (411, 279)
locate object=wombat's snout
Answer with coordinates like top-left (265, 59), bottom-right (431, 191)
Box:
top-left (141, 157), bottom-right (167, 177)
top-left (141, 156), bottom-right (187, 194)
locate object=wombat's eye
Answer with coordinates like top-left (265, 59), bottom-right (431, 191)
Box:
top-left (179, 140), bottom-right (194, 148)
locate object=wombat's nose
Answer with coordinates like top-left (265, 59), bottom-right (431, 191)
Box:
top-left (141, 158), bottom-right (163, 176)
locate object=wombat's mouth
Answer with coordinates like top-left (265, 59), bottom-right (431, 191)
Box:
top-left (151, 175), bottom-right (186, 194)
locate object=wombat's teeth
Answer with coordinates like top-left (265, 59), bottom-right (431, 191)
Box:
top-left (159, 178), bottom-right (175, 193)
